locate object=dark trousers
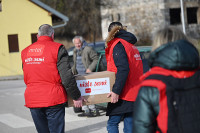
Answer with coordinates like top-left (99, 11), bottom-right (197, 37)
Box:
top-left (30, 104), bottom-right (65, 133)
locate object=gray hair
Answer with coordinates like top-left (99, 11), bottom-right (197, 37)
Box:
top-left (72, 36), bottom-right (84, 44)
top-left (38, 24), bottom-right (54, 37)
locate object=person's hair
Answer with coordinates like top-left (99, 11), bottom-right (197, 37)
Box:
top-left (108, 21), bottom-right (123, 32)
top-left (152, 26), bottom-right (188, 51)
top-left (38, 24), bottom-right (54, 37)
top-left (72, 36), bottom-right (84, 44)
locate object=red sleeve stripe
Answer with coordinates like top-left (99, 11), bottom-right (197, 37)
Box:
top-left (141, 79), bottom-right (168, 133)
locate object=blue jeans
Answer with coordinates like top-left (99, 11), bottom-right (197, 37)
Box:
top-left (107, 112), bottom-right (133, 133)
top-left (30, 104), bottom-right (65, 133)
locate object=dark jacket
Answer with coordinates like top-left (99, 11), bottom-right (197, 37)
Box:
top-left (133, 40), bottom-right (200, 133)
top-left (106, 28), bottom-right (138, 116)
top-left (57, 46), bottom-right (81, 100)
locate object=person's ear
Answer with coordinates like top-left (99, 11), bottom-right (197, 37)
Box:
top-left (51, 33), bottom-right (54, 40)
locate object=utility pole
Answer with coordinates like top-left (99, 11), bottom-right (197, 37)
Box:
top-left (180, 0), bottom-right (186, 34)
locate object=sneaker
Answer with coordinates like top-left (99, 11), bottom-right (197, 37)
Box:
top-left (78, 111), bottom-right (91, 117)
top-left (88, 110), bottom-right (100, 117)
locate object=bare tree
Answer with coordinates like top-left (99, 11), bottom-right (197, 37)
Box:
top-left (41, 0), bottom-right (113, 42)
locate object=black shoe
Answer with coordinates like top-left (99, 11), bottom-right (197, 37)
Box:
top-left (73, 107), bottom-right (83, 113)
top-left (88, 110), bottom-right (100, 117)
top-left (77, 111), bottom-right (92, 117)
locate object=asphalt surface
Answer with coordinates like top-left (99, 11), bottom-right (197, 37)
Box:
top-left (0, 75), bottom-right (123, 133)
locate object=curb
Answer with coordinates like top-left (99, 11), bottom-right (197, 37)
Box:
top-left (0, 75), bottom-right (24, 81)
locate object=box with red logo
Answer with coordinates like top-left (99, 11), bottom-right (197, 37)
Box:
top-left (67, 71), bottom-right (115, 107)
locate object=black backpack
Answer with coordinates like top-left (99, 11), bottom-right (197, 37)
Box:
top-left (145, 71), bottom-right (200, 133)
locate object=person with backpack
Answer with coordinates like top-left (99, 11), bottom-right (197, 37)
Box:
top-left (133, 26), bottom-right (200, 133)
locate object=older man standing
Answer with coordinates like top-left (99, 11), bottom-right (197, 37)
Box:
top-left (72, 36), bottom-right (100, 117)
top-left (21, 24), bottom-right (84, 133)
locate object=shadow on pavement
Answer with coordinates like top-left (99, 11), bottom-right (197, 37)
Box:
top-left (65, 120), bottom-right (107, 133)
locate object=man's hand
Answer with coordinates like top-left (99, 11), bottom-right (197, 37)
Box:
top-left (107, 91), bottom-right (119, 103)
top-left (73, 96), bottom-right (86, 107)
top-left (86, 69), bottom-right (92, 73)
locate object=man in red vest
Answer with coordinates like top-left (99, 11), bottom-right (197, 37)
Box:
top-left (105, 22), bottom-right (143, 133)
top-left (21, 24), bottom-right (84, 133)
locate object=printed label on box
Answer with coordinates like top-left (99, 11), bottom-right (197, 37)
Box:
top-left (76, 77), bottom-right (110, 96)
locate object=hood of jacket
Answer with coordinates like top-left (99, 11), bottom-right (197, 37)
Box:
top-left (105, 26), bottom-right (137, 47)
top-left (149, 39), bottom-right (199, 71)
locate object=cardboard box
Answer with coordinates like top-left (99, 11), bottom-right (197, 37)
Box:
top-left (67, 71), bottom-right (115, 107)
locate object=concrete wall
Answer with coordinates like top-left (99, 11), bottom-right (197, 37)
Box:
top-left (101, 0), bottom-right (200, 44)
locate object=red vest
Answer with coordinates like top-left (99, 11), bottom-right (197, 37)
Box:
top-left (21, 36), bottom-right (67, 108)
top-left (105, 38), bottom-right (143, 101)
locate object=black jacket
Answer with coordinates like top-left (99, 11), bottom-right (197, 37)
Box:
top-left (57, 46), bottom-right (81, 100)
top-left (106, 29), bottom-right (138, 116)
top-left (133, 40), bottom-right (200, 133)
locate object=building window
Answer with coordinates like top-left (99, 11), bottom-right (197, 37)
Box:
top-left (8, 34), bottom-right (19, 53)
top-left (187, 7), bottom-right (198, 24)
top-left (31, 33), bottom-right (37, 43)
top-left (117, 13), bottom-right (121, 21)
top-left (170, 8), bottom-right (181, 25)
top-left (0, 0), bottom-right (2, 12)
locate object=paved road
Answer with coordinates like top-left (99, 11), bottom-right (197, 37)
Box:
top-left (0, 79), bottom-right (123, 133)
